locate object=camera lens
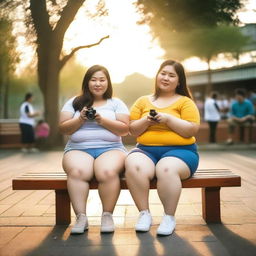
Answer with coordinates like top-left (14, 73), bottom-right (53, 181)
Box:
top-left (150, 109), bottom-right (157, 117)
top-left (85, 108), bottom-right (96, 120)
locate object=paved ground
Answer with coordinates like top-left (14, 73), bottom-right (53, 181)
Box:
top-left (0, 145), bottom-right (255, 256)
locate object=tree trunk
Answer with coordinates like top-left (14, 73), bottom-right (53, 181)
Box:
top-left (43, 65), bottom-right (63, 147)
top-left (37, 41), bottom-right (63, 147)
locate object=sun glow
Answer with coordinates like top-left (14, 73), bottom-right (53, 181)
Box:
top-left (13, 0), bottom-right (256, 80)
top-left (63, 0), bottom-right (165, 83)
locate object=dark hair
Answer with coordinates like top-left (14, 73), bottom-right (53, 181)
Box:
top-left (235, 88), bottom-right (246, 97)
top-left (210, 91), bottom-right (219, 99)
top-left (153, 60), bottom-right (192, 99)
top-left (25, 92), bottom-right (33, 101)
top-left (73, 65), bottom-right (113, 111)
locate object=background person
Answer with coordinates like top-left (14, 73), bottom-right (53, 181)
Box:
top-left (217, 94), bottom-right (230, 120)
top-left (35, 119), bottom-right (50, 149)
top-left (35, 119), bottom-right (50, 139)
top-left (204, 91), bottom-right (221, 143)
top-left (226, 88), bottom-right (255, 144)
top-left (125, 60), bottom-right (200, 236)
top-left (59, 65), bottom-right (129, 234)
top-left (19, 92), bottom-right (40, 153)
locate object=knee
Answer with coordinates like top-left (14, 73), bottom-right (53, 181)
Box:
top-left (125, 162), bottom-right (143, 178)
top-left (156, 166), bottom-right (179, 179)
top-left (67, 168), bottom-right (92, 181)
top-left (96, 169), bottom-right (118, 183)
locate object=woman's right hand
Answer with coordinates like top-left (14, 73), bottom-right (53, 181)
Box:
top-left (146, 115), bottom-right (159, 126)
top-left (79, 107), bottom-right (88, 122)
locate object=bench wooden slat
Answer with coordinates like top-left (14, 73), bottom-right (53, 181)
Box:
top-left (12, 168), bottom-right (241, 225)
top-left (0, 121), bottom-right (22, 148)
top-left (12, 169), bottom-right (241, 190)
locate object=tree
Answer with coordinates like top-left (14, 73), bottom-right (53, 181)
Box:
top-left (137, 0), bottom-right (242, 33)
top-left (167, 26), bottom-right (250, 94)
top-left (137, 0), bottom-right (248, 94)
top-left (0, 0), bottom-right (109, 146)
top-left (0, 18), bottom-right (19, 118)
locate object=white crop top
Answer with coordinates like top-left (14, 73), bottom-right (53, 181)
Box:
top-left (61, 97), bottom-right (129, 150)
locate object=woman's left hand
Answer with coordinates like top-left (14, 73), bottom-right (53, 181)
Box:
top-left (154, 113), bottom-right (169, 124)
top-left (95, 112), bottom-right (103, 124)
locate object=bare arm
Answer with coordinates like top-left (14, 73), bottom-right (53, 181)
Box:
top-left (96, 113), bottom-right (129, 136)
top-left (28, 112), bottom-right (40, 118)
top-left (155, 113), bottom-right (199, 138)
top-left (59, 109), bottom-right (86, 135)
top-left (129, 116), bottom-right (158, 137)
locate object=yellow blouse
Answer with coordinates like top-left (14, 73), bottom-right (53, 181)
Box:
top-left (130, 95), bottom-right (200, 146)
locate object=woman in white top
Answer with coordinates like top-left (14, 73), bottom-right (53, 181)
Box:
top-left (204, 91), bottom-right (221, 143)
top-left (59, 65), bottom-right (129, 234)
top-left (19, 93), bottom-right (40, 152)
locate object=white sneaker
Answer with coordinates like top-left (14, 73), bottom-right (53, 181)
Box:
top-left (71, 213), bottom-right (88, 234)
top-left (157, 214), bottom-right (176, 236)
top-left (29, 148), bottom-right (39, 153)
top-left (21, 148), bottom-right (28, 153)
top-left (101, 212), bottom-right (115, 233)
top-left (135, 210), bottom-right (152, 232)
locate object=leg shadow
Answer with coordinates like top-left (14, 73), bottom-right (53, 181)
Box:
top-left (24, 226), bottom-right (97, 256)
top-left (156, 232), bottom-right (201, 256)
top-left (89, 232), bottom-right (118, 256)
top-left (208, 224), bottom-right (256, 256)
top-left (135, 232), bottom-right (158, 256)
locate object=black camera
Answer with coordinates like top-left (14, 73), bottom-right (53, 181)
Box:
top-left (149, 109), bottom-right (157, 118)
top-left (85, 107), bottom-right (96, 120)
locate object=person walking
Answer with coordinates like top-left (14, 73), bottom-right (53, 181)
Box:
top-left (19, 92), bottom-right (40, 153)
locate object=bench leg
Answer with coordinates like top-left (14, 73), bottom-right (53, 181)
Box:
top-left (55, 190), bottom-right (71, 225)
top-left (202, 187), bottom-right (221, 223)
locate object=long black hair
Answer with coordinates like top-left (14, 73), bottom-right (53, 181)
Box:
top-left (153, 60), bottom-right (192, 99)
top-left (73, 65), bottom-right (113, 111)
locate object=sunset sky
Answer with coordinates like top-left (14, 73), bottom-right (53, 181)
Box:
top-left (15, 0), bottom-right (256, 83)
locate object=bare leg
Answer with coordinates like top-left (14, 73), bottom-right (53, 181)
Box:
top-left (125, 153), bottom-right (155, 211)
top-left (227, 118), bottom-right (237, 142)
top-left (94, 150), bottom-right (126, 213)
top-left (156, 157), bottom-right (190, 215)
top-left (62, 150), bottom-right (94, 215)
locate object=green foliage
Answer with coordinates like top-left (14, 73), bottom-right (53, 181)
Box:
top-left (0, 17), bottom-right (20, 118)
top-left (138, 0), bottom-right (242, 31)
top-left (167, 25), bottom-right (250, 63)
top-left (137, 0), bottom-right (246, 62)
top-left (0, 18), bottom-right (19, 75)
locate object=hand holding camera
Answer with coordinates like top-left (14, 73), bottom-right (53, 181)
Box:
top-left (85, 107), bottom-right (96, 120)
top-left (149, 109), bottom-right (157, 119)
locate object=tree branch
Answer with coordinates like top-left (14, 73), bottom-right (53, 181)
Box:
top-left (59, 35), bottom-right (110, 69)
top-left (54, 0), bottom-right (85, 42)
top-left (30, 0), bottom-right (52, 42)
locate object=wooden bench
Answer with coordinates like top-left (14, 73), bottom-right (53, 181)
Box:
top-left (0, 119), bottom-right (22, 148)
top-left (12, 169), bottom-right (241, 225)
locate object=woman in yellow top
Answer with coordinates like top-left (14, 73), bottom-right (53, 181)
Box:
top-left (125, 60), bottom-right (200, 236)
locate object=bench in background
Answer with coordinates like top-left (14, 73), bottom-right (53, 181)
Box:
top-left (0, 119), bottom-right (22, 148)
top-left (12, 169), bottom-right (241, 225)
